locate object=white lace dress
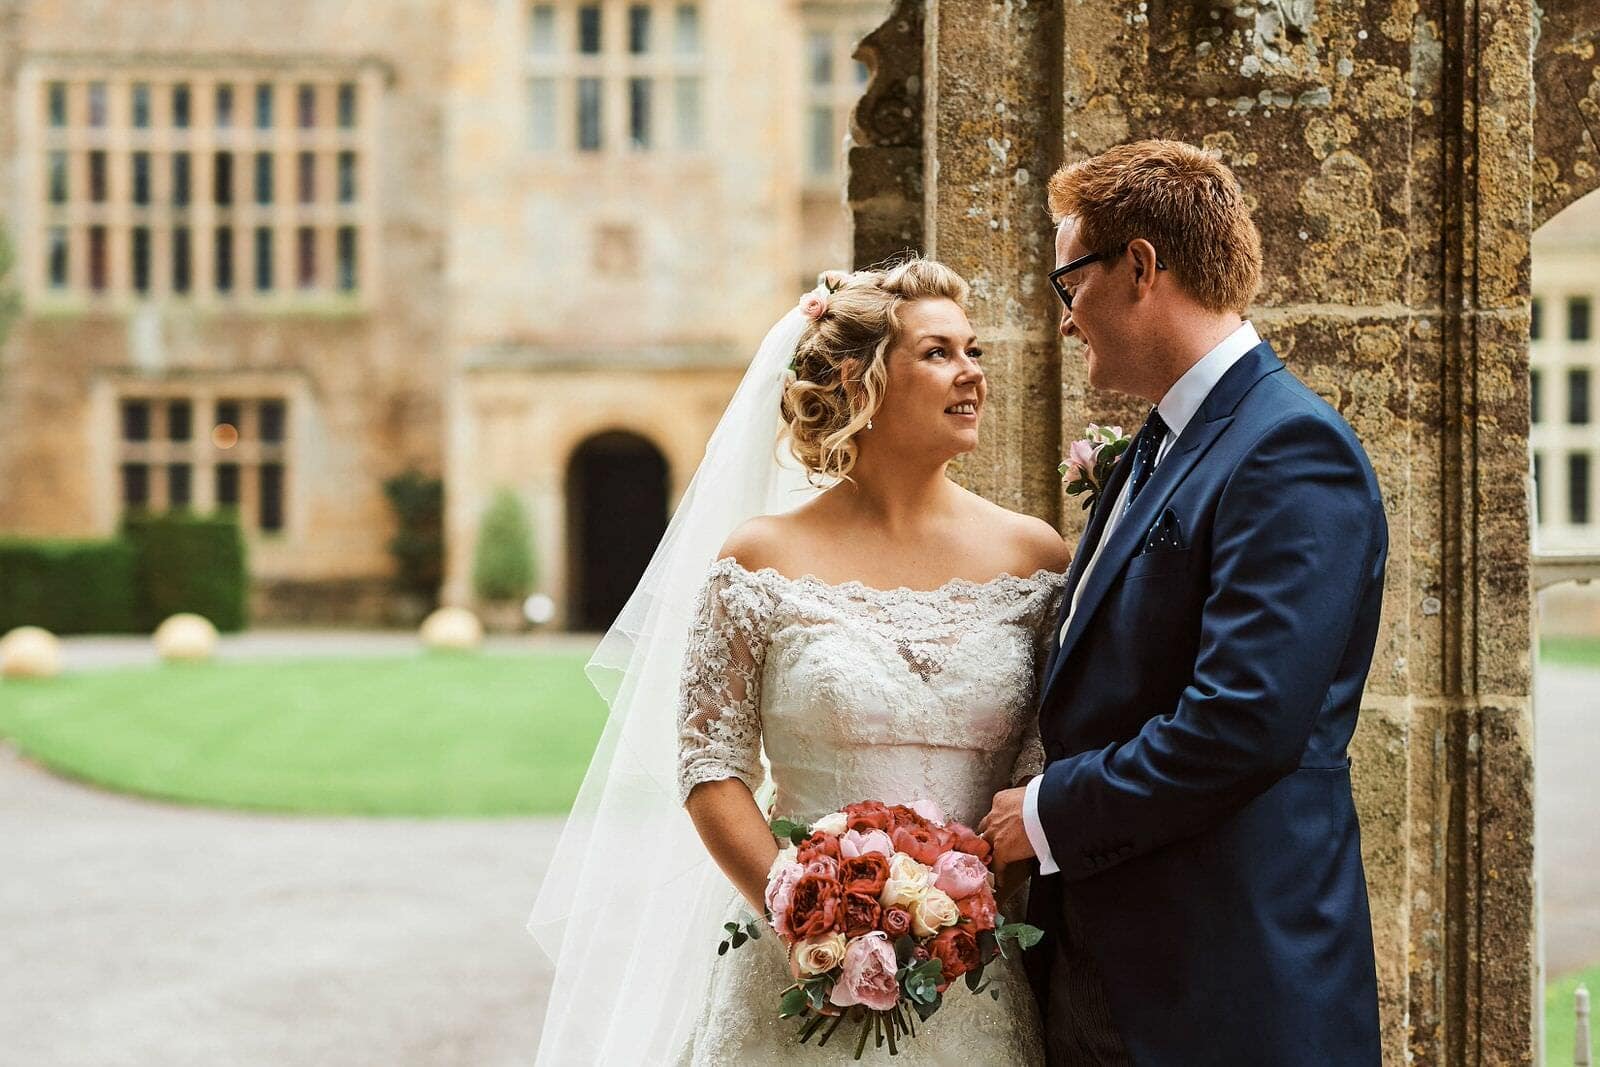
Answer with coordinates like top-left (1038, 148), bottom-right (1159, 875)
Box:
top-left (674, 557), bottom-right (1064, 1066)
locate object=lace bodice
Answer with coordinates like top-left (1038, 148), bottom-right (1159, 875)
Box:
top-left (676, 558), bottom-right (1065, 827)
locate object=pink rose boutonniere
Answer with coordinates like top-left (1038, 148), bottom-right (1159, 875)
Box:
top-left (1058, 423), bottom-right (1131, 511)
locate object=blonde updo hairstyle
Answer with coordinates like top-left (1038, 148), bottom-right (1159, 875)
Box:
top-left (781, 257), bottom-right (971, 482)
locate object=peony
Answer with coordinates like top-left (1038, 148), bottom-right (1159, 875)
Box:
top-left (931, 849), bottom-right (990, 900)
top-left (892, 823), bottom-right (951, 866)
top-left (786, 872), bottom-right (844, 939)
top-left (956, 885), bottom-right (998, 932)
top-left (880, 853), bottom-right (934, 910)
top-left (828, 932), bottom-right (900, 1012)
top-left (804, 855), bottom-right (840, 880)
top-left (796, 830), bottom-right (842, 867)
top-left (887, 805), bottom-right (926, 832)
top-left (881, 905), bottom-right (913, 939)
top-left (943, 822), bottom-right (993, 866)
top-left (843, 801), bottom-right (895, 835)
top-left (799, 292), bottom-right (829, 321)
top-left (910, 886), bottom-right (961, 937)
top-left (929, 925), bottom-right (981, 987)
top-left (839, 828), bottom-right (894, 860)
top-left (838, 852), bottom-right (891, 899)
top-left (843, 891), bottom-right (882, 938)
top-left (765, 860), bottom-right (806, 935)
top-left (811, 811), bottom-right (848, 836)
top-left (908, 798), bottom-right (947, 826)
top-left (791, 931), bottom-right (848, 978)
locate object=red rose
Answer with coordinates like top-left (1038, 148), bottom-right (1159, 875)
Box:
top-left (843, 891), bottom-right (882, 938)
top-left (930, 925), bottom-right (981, 983)
top-left (944, 822), bottom-right (993, 866)
top-left (796, 830), bottom-right (841, 866)
top-left (838, 853), bottom-right (890, 898)
top-left (881, 906), bottom-right (913, 939)
top-left (843, 801), bottom-right (894, 835)
top-left (892, 824), bottom-right (950, 866)
top-left (786, 873), bottom-right (843, 939)
top-left (956, 885), bottom-right (998, 932)
top-left (887, 805), bottom-right (927, 832)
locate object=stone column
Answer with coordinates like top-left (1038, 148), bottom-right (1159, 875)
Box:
top-left (854, 0), bottom-right (1544, 1060)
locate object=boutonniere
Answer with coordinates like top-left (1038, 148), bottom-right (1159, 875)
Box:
top-left (1058, 423), bottom-right (1131, 510)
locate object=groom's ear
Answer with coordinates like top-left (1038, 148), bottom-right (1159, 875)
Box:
top-left (1128, 238), bottom-right (1161, 292)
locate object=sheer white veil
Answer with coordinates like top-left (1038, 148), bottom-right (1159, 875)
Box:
top-left (528, 296), bottom-right (824, 1063)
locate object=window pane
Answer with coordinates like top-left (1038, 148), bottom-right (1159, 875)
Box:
top-left (47, 227), bottom-right (68, 289)
top-left (132, 226), bottom-right (151, 294)
top-left (259, 463), bottom-right (285, 532)
top-left (578, 5), bottom-right (602, 53)
top-left (1531, 368), bottom-right (1542, 425)
top-left (630, 77), bottom-right (652, 149)
top-left (173, 226), bottom-right (192, 294)
top-left (48, 151), bottom-right (68, 203)
top-left (216, 399), bottom-right (242, 433)
top-left (1570, 452), bottom-right (1591, 525)
top-left (808, 32), bottom-right (833, 86)
top-left (89, 82), bottom-right (107, 127)
top-left (528, 78), bottom-right (556, 150)
top-left (297, 83), bottom-right (316, 128)
top-left (255, 151), bottom-right (273, 205)
top-left (255, 226), bottom-right (274, 291)
top-left (168, 400), bottom-right (192, 442)
top-left (629, 5), bottom-right (651, 53)
top-left (215, 227), bottom-right (234, 293)
top-left (132, 152), bottom-right (151, 205)
top-left (133, 83), bottom-right (151, 128)
top-left (89, 150), bottom-right (108, 201)
top-left (255, 83), bottom-right (273, 128)
top-left (121, 399), bottom-right (151, 441)
top-left (337, 151), bottom-right (357, 202)
top-left (674, 4), bottom-right (700, 53)
top-left (577, 77), bottom-right (602, 150)
top-left (259, 399), bottom-right (286, 443)
top-left (216, 84), bottom-right (234, 128)
top-left (337, 83), bottom-right (357, 128)
top-left (89, 226), bottom-right (107, 291)
top-left (337, 226), bottom-right (357, 292)
top-left (48, 82), bottom-right (67, 127)
top-left (530, 5), bottom-right (557, 53)
top-left (172, 83), bottom-right (191, 128)
top-left (808, 105), bottom-right (834, 176)
top-left (297, 226), bottom-right (316, 288)
top-left (167, 464), bottom-right (192, 509)
top-left (675, 77), bottom-right (702, 149)
top-left (1570, 296), bottom-right (1591, 342)
top-left (215, 463), bottom-right (240, 508)
top-left (298, 151), bottom-right (315, 203)
top-left (1531, 297), bottom-right (1543, 341)
top-left (121, 463), bottom-right (150, 509)
top-left (173, 152), bottom-right (191, 207)
top-left (214, 151), bottom-right (234, 206)
top-left (1569, 368), bottom-right (1590, 425)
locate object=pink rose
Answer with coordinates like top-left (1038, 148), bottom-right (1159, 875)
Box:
top-left (1065, 438), bottom-right (1099, 486)
top-left (765, 861), bottom-right (806, 935)
top-left (931, 850), bottom-right (990, 900)
top-left (828, 932), bottom-right (901, 1012)
top-left (908, 798), bottom-right (947, 826)
top-left (799, 292), bottom-right (828, 321)
top-left (839, 828), bottom-right (894, 860)
top-left (805, 855), bottom-right (840, 880)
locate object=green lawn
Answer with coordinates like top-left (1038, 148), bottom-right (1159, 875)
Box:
top-left (1546, 964), bottom-right (1598, 1065)
top-left (0, 651), bottom-right (607, 816)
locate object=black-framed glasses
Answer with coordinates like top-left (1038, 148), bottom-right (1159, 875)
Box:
top-left (1048, 246), bottom-right (1167, 311)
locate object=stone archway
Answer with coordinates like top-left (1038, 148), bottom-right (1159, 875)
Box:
top-left (563, 430), bottom-right (669, 632)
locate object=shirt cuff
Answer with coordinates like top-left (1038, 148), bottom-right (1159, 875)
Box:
top-left (1023, 773), bottom-right (1059, 876)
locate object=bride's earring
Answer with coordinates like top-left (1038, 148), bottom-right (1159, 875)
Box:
top-left (867, 419), bottom-right (873, 431)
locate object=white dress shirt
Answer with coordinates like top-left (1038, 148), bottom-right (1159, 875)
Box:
top-left (1024, 321), bottom-right (1262, 875)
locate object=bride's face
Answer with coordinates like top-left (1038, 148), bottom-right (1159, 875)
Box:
top-left (866, 298), bottom-right (986, 459)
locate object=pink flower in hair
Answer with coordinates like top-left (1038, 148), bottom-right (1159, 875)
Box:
top-left (799, 292), bottom-right (829, 321)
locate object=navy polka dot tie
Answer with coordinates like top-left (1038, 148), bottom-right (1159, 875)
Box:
top-left (1123, 410), bottom-right (1170, 514)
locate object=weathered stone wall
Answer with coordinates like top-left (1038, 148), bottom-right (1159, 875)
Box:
top-left (851, 0), bottom-right (1571, 1060)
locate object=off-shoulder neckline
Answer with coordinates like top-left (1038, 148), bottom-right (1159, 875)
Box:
top-left (709, 555), bottom-right (1065, 598)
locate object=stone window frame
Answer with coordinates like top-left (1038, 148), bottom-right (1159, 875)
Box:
top-left (523, 1), bottom-right (705, 156)
top-left (16, 56), bottom-right (383, 310)
top-left (800, 11), bottom-right (877, 188)
top-left (1528, 284), bottom-right (1600, 545)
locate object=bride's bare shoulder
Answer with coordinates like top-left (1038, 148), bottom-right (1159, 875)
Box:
top-left (717, 510), bottom-right (817, 573)
top-left (960, 489), bottom-right (1071, 576)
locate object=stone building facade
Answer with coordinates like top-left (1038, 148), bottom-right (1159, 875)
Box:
top-left (0, 0), bottom-right (885, 627)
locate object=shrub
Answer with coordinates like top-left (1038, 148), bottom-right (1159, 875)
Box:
top-left (382, 469), bottom-right (444, 608)
top-left (121, 512), bottom-right (249, 631)
top-left (472, 489), bottom-right (536, 602)
top-left (0, 538), bottom-right (140, 634)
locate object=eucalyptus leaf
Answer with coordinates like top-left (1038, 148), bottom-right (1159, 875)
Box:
top-left (780, 987), bottom-right (809, 1018)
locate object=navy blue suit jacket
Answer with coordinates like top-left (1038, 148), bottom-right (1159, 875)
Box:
top-left (1026, 342), bottom-right (1385, 1065)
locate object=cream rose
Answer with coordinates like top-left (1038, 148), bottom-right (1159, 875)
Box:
top-left (879, 853), bottom-right (934, 910)
top-left (910, 886), bottom-right (960, 937)
top-left (811, 811), bottom-right (848, 837)
top-left (791, 932), bottom-right (848, 978)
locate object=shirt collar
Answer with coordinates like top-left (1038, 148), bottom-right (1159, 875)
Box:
top-left (1155, 320), bottom-right (1260, 441)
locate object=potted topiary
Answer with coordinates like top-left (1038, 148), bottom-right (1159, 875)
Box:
top-left (472, 488), bottom-right (537, 633)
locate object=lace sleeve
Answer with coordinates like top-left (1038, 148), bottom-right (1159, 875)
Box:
top-left (676, 564), bottom-right (775, 805)
top-left (1010, 576), bottom-right (1065, 785)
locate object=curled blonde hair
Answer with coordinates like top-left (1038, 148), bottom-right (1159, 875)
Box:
top-left (781, 257), bottom-right (971, 482)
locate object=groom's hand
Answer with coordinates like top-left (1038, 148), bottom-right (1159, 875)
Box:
top-left (977, 785), bottom-right (1036, 867)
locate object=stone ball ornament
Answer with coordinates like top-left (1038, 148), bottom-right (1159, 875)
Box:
top-left (421, 607), bottom-right (484, 650)
top-left (154, 613), bottom-right (220, 662)
top-left (0, 626), bottom-right (63, 679)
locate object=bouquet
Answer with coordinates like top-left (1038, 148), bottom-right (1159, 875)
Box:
top-left (717, 799), bottom-right (1043, 1058)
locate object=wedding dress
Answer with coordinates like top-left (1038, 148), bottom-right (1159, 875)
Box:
top-left (672, 557), bottom-right (1062, 1065)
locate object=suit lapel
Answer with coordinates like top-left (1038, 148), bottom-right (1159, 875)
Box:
top-left (1040, 342), bottom-right (1285, 711)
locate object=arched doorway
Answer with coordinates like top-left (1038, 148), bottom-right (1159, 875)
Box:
top-left (565, 431), bottom-right (669, 631)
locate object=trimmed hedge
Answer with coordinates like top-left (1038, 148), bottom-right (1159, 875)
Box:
top-left (0, 538), bottom-right (141, 634)
top-left (121, 513), bottom-right (249, 632)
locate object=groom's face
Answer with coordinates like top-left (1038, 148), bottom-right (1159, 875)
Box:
top-left (1055, 216), bottom-right (1127, 393)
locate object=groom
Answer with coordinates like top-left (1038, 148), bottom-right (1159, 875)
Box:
top-left (979, 140), bottom-right (1385, 1065)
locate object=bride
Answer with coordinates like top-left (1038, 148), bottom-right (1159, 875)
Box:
top-left (530, 258), bottom-right (1068, 1064)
